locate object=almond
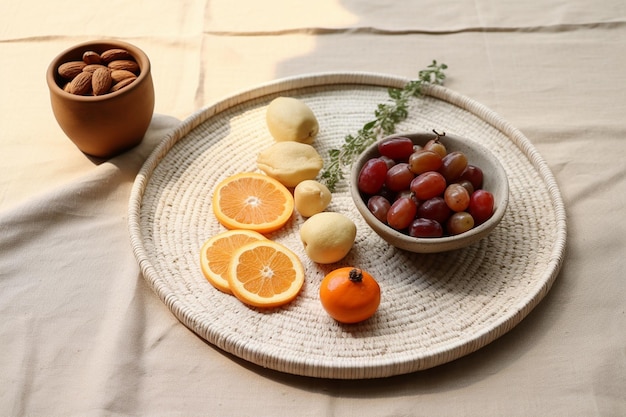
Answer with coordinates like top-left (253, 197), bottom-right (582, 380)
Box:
top-left (82, 64), bottom-right (108, 73)
top-left (82, 50), bottom-right (101, 65)
top-left (110, 69), bottom-right (137, 84)
top-left (92, 67), bottom-right (113, 96)
top-left (110, 76), bottom-right (136, 92)
top-left (107, 59), bottom-right (139, 73)
top-left (58, 61), bottom-right (86, 79)
top-left (67, 71), bottom-right (92, 95)
top-left (100, 48), bottom-right (132, 64)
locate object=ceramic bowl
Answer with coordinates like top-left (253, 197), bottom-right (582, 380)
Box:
top-left (46, 40), bottom-right (155, 158)
top-left (350, 131), bottom-right (509, 253)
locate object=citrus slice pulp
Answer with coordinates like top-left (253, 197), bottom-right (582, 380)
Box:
top-left (200, 229), bottom-right (267, 294)
top-left (212, 172), bottom-right (294, 234)
top-left (228, 240), bottom-right (305, 308)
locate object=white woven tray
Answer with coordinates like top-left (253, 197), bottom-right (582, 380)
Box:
top-left (128, 72), bottom-right (567, 379)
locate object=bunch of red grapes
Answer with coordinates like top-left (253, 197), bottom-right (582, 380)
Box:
top-left (357, 134), bottom-right (495, 238)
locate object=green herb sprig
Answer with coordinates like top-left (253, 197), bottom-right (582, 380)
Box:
top-left (319, 60), bottom-right (448, 192)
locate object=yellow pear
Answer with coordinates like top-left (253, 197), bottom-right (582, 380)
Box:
top-left (294, 180), bottom-right (332, 217)
top-left (299, 212), bottom-right (356, 264)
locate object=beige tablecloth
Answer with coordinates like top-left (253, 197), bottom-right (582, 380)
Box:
top-left (1, 1), bottom-right (625, 415)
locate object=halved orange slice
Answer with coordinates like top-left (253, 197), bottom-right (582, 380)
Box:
top-left (199, 229), bottom-right (267, 294)
top-left (228, 240), bottom-right (305, 308)
top-left (212, 172), bottom-right (294, 234)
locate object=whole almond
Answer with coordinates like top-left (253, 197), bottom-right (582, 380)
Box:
top-left (110, 76), bottom-right (136, 92)
top-left (92, 67), bottom-right (113, 96)
top-left (82, 50), bottom-right (101, 65)
top-left (67, 71), bottom-right (93, 95)
top-left (107, 59), bottom-right (139, 73)
top-left (100, 48), bottom-right (133, 64)
top-left (82, 64), bottom-right (108, 73)
top-left (58, 61), bottom-right (86, 79)
top-left (110, 69), bottom-right (137, 84)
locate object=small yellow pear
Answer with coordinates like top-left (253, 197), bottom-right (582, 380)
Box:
top-left (266, 97), bottom-right (319, 144)
top-left (294, 180), bottom-right (332, 217)
top-left (299, 212), bottom-right (356, 264)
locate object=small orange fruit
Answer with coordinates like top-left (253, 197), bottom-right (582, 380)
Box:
top-left (319, 267), bottom-right (381, 324)
top-left (200, 229), bottom-right (267, 294)
top-left (228, 240), bottom-right (305, 308)
top-left (212, 172), bottom-right (294, 234)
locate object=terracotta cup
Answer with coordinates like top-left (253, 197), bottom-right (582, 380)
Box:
top-left (46, 40), bottom-right (155, 158)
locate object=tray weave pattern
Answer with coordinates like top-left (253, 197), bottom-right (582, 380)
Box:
top-left (128, 73), bottom-right (566, 379)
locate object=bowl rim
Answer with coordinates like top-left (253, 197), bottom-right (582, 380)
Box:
top-left (46, 39), bottom-right (151, 102)
top-left (350, 131), bottom-right (509, 251)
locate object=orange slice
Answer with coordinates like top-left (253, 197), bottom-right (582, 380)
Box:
top-left (212, 172), bottom-right (294, 234)
top-left (228, 240), bottom-right (305, 308)
top-left (200, 229), bottom-right (267, 294)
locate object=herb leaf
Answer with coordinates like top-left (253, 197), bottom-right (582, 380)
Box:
top-left (320, 60), bottom-right (447, 192)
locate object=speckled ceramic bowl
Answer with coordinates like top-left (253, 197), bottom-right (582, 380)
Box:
top-left (46, 40), bottom-right (154, 158)
top-left (351, 131), bottom-right (509, 253)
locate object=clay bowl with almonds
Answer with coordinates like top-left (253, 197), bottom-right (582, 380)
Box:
top-left (46, 40), bottom-right (154, 158)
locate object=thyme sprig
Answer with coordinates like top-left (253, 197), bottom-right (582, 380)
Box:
top-left (319, 60), bottom-right (448, 192)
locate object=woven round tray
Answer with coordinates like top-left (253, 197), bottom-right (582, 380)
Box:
top-left (128, 72), bottom-right (566, 379)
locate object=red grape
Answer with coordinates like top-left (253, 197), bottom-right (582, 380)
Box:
top-left (379, 155), bottom-right (396, 169)
top-left (416, 196), bottom-right (451, 224)
top-left (408, 149), bottom-right (442, 174)
top-left (447, 212), bottom-right (475, 235)
top-left (456, 179), bottom-right (475, 196)
top-left (367, 195), bottom-right (391, 223)
top-left (358, 158), bottom-right (388, 195)
top-left (394, 190), bottom-right (418, 204)
top-left (459, 164), bottom-right (484, 190)
top-left (377, 186), bottom-right (397, 203)
top-left (378, 136), bottom-right (414, 160)
top-left (410, 171), bottom-right (446, 201)
top-left (444, 183), bottom-right (470, 212)
top-left (439, 151), bottom-right (468, 182)
top-left (387, 197), bottom-right (417, 230)
top-left (409, 218), bottom-right (443, 238)
top-left (423, 138), bottom-right (447, 158)
top-left (468, 189), bottom-right (494, 225)
top-left (385, 163), bottom-right (415, 192)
